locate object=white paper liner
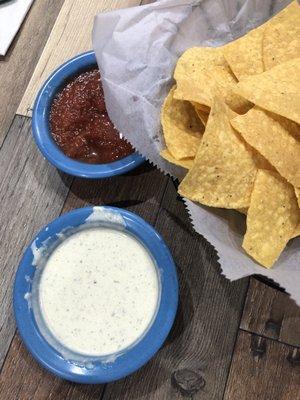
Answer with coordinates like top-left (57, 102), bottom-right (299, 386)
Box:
top-left (93, 0), bottom-right (299, 303)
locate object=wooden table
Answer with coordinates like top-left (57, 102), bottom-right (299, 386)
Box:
top-left (0, 1), bottom-right (299, 399)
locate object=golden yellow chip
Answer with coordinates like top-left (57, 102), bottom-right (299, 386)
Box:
top-left (178, 98), bottom-right (257, 208)
top-left (295, 187), bottom-right (300, 208)
top-left (174, 47), bottom-right (226, 103)
top-left (161, 86), bottom-right (203, 160)
top-left (231, 107), bottom-right (300, 187)
top-left (263, 1), bottom-right (300, 70)
top-left (291, 223), bottom-right (300, 239)
top-left (176, 63), bottom-right (235, 107)
top-left (235, 58), bottom-right (300, 124)
top-left (269, 112), bottom-right (300, 141)
top-left (192, 102), bottom-right (209, 126)
top-left (173, 47), bottom-right (251, 114)
top-left (223, 25), bottom-right (264, 79)
top-left (160, 149), bottom-right (194, 170)
top-left (193, 103), bottom-right (210, 113)
top-left (243, 169), bottom-right (299, 268)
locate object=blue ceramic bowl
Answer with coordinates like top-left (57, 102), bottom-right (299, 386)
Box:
top-left (13, 206), bottom-right (178, 383)
top-left (32, 51), bottom-right (144, 178)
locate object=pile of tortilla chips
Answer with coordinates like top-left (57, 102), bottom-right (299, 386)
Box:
top-left (160, 1), bottom-right (300, 268)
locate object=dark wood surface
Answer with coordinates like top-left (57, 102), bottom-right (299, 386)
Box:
top-left (0, 333), bottom-right (105, 400)
top-left (224, 331), bottom-right (300, 400)
top-left (0, 116), bottom-right (72, 368)
top-left (240, 278), bottom-right (300, 347)
top-left (0, 1), bottom-right (299, 399)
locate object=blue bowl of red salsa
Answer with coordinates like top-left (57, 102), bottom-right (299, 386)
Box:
top-left (32, 51), bottom-right (144, 178)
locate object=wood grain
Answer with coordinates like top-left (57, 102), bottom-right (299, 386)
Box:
top-left (0, 0), bottom-right (64, 146)
top-left (0, 333), bottom-right (105, 400)
top-left (241, 278), bottom-right (300, 347)
top-left (103, 179), bottom-right (249, 400)
top-left (60, 163), bottom-right (168, 224)
top-left (224, 330), bottom-right (300, 400)
top-left (17, 0), bottom-right (143, 117)
top-left (0, 116), bottom-right (72, 370)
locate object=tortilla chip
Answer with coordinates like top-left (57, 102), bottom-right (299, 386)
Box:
top-left (174, 47), bottom-right (226, 103)
top-left (223, 25), bottom-right (264, 79)
top-left (176, 63), bottom-right (235, 106)
top-left (193, 103), bottom-right (210, 113)
top-left (192, 102), bottom-right (209, 126)
top-left (243, 169), bottom-right (299, 268)
top-left (251, 148), bottom-right (274, 171)
top-left (237, 208), bottom-right (248, 215)
top-left (269, 112), bottom-right (300, 141)
top-left (263, 1), bottom-right (300, 70)
top-left (291, 223), bottom-right (300, 239)
top-left (160, 149), bottom-right (194, 170)
top-left (161, 86), bottom-right (203, 160)
top-left (178, 98), bottom-right (257, 208)
top-left (231, 107), bottom-right (300, 187)
top-left (173, 47), bottom-right (251, 114)
top-left (295, 187), bottom-right (300, 208)
top-left (234, 58), bottom-right (300, 124)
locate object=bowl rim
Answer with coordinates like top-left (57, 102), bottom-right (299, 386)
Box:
top-left (32, 51), bottom-right (144, 178)
top-left (13, 206), bottom-right (178, 383)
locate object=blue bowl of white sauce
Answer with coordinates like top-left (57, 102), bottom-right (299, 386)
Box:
top-left (13, 206), bottom-right (178, 383)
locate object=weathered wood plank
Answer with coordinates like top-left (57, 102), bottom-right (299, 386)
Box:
top-left (0, 116), bottom-right (72, 370)
top-left (0, 333), bottom-right (105, 400)
top-left (224, 330), bottom-right (300, 400)
top-left (17, 0), bottom-right (142, 117)
top-left (0, 0), bottom-right (64, 145)
top-left (240, 278), bottom-right (300, 347)
top-left (103, 179), bottom-right (249, 400)
top-left (61, 163), bottom-right (168, 226)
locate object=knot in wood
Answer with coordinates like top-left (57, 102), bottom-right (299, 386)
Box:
top-left (250, 336), bottom-right (267, 359)
top-left (265, 319), bottom-right (281, 337)
top-left (172, 368), bottom-right (205, 396)
top-left (287, 348), bottom-right (300, 367)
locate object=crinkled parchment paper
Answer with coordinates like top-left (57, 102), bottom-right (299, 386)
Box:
top-left (93, 0), bottom-right (300, 303)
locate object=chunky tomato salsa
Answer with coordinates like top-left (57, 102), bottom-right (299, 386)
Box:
top-left (50, 69), bottom-right (134, 164)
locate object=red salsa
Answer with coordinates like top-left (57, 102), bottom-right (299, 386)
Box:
top-left (50, 69), bottom-right (134, 164)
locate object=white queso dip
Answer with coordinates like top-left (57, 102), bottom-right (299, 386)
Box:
top-left (38, 227), bottom-right (159, 356)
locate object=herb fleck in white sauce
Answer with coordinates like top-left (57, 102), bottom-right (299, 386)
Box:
top-left (39, 227), bottom-right (159, 356)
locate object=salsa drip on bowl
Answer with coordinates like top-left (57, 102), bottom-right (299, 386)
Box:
top-left (50, 69), bottom-right (134, 164)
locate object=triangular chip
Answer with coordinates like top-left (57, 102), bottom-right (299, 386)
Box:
top-left (178, 98), bottom-right (257, 208)
top-left (235, 58), bottom-right (300, 124)
top-left (231, 107), bottom-right (300, 187)
top-left (263, 1), bottom-right (300, 70)
top-left (174, 47), bottom-right (226, 103)
top-left (161, 86), bottom-right (203, 160)
top-left (160, 149), bottom-right (193, 170)
top-left (192, 102), bottom-right (209, 126)
top-left (243, 169), bottom-right (299, 268)
top-left (223, 25), bottom-right (264, 79)
top-left (173, 47), bottom-right (251, 114)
